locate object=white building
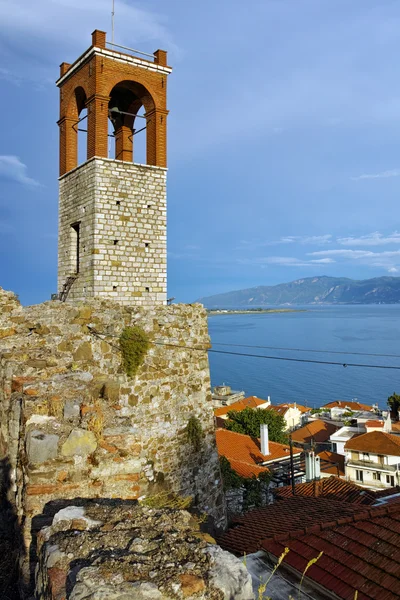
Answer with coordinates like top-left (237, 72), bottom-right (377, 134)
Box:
top-left (329, 425), bottom-right (365, 456)
top-left (344, 431), bottom-right (400, 489)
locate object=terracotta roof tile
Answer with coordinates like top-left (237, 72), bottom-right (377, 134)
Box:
top-left (214, 396), bottom-right (269, 417)
top-left (322, 400), bottom-right (373, 412)
top-left (290, 419), bottom-right (338, 444)
top-left (218, 496), bottom-right (366, 555)
top-left (274, 475), bottom-right (375, 504)
top-left (261, 502), bottom-right (400, 600)
top-left (365, 420), bottom-right (384, 428)
top-left (344, 431), bottom-right (400, 457)
top-left (267, 402), bottom-right (309, 416)
top-left (317, 451), bottom-right (345, 476)
top-left (215, 429), bottom-right (301, 478)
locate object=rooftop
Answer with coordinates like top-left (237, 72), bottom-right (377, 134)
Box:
top-left (322, 400), bottom-right (373, 412)
top-left (274, 475), bottom-right (376, 504)
top-left (317, 450), bottom-right (345, 476)
top-left (261, 501), bottom-right (400, 600)
top-left (218, 496), bottom-right (367, 555)
top-left (267, 402), bottom-right (309, 416)
top-left (344, 430), bottom-right (400, 457)
top-left (215, 429), bottom-right (301, 478)
top-left (214, 396), bottom-right (269, 417)
top-left (290, 419), bottom-right (338, 445)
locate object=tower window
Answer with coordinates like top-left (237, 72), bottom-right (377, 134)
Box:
top-left (147, 204), bottom-right (152, 209)
top-left (116, 200), bottom-right (121, 206)
top-left (113, 285), bottom-right (118, 291)
top-left (70, 222), bottom-right (81, 274)
top-left (145, 287), bottom-right (150, 292)
top-left (113, 240), bottom-right (119, 245)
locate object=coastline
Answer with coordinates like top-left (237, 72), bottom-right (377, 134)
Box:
top-left (207, 308), bottom-right (306, 315)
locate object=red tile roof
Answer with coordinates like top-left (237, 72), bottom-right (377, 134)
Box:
top-left (365, 420), bottom-right (384, 428)
top-left (274, 476), bottom-right (375, 504)
top-left (218, 497), bottom-right (366, 555)
top-left (261, 501), bottom-right (400, 600)
top-left (267, 403), bottom-right (309, 416)
top-left (215, 429), bottom-right (301, 478)
top-left (317, 451), bottom-right (345, 476)
top-left (322, 400), bottom-right (373, 412)
top-left (290, 419), bottom-right (338, 444)
top-left (344, 431), bottom-right (400, 457)
top-left (214, 396), bottom-right (269, 417)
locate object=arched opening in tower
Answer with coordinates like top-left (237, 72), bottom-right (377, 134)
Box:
top-left (108, 80), bottom-right (155, 165)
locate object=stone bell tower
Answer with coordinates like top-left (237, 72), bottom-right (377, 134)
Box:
top-left (56, 30), bottom-right (171, 305)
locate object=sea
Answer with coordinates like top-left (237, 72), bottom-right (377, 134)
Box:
top-left (207, 305), bottom-right (400, 411)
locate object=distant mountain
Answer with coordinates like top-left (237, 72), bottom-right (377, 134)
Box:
top-left (197, 276), bottom-right (400, 307)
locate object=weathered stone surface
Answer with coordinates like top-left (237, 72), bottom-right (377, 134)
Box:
top-left (0, 286), bottom-right (226, 597)
top-left (61, 429), bottom-right (97, 457)
top-left (208, 545), bottom-right (254, 600)
top-left (73, 342), bottom-right (93, 361)
top-left (26, 430), bottom-right (59, 464)
top-left (35, 504), bottom-right (250, 600)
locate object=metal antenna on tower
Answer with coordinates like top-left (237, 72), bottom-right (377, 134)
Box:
top-left (111, 0), bottom-right (115, 43)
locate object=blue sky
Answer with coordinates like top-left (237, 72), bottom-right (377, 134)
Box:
top-left (1, 0), bottom-right (400, 304)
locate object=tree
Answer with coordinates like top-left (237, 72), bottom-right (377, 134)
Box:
top-left (388, 392), bottom-right (400, 422)
top-left (225, 407), bottom-right (287, 444)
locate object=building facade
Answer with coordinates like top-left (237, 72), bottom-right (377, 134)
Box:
top-left (57, 30), bottom-right (170, 305)
top-left (344, 431), bottom-right (400, 489)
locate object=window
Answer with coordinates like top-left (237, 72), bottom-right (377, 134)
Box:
top-left (332, 442), bottom-right (337, 452)
top-left (386, 475), bottom-right (395, 486)
top-left (70, 222), bottom-right (80, 274)
top-left (145, 287), bottom-right (150, 292)
top-left (355, 470), bottom-right (363, 482)
top-left (116, 200), bottom-right (121, 206)
top-left (113, 240), bottom-right (119, 245)
top-left (373, 472), bottom-right (381, 481)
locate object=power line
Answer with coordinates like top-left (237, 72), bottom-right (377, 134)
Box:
top-left (155, 343), bottom-right (400, 371)
top-left (211, 342), bottom-right (400, 359)
top-left (87, 327), bottom-right (400, 371)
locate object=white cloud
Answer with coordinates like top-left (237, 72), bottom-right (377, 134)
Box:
top-left (337, 232), bottom-right (400, 246)
top-left (351, 169), bottom-right (400, 181)
top-left (388, 267), bottom-right (399, 273)
top-left (0, 1), bottom-right (178, 60)
top-left (238, 256), bottom-right (335, 267)
top-left (0, 156), bottom-right (40, 187)
top-left (266, 234), bottom-right (332, 246)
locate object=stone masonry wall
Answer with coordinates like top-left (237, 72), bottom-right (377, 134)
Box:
top-left (58, 157), bottom-right (167, 305)
top-left (0, 288), bottom-right (226, 593)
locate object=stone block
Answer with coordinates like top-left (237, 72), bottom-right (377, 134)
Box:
top-left (26, 430), bottom-right (59, 464)
top-left (61, 428), bottom-right (97, 457)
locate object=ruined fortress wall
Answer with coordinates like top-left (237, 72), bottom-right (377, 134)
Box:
top-left (58, 158), bottom-right (167, 305)
top-left (0, 289), bottom-right (226, 589)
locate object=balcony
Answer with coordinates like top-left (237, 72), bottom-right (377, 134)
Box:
top-left (347, 459), bottom-right (400, 472)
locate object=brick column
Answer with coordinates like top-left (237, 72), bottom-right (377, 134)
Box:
top-left (58, 116), bottom-right (78, 176)
top-left (86, 95), bottom-right (110, 159)
top-left (115, 125), bottom-right (133, 162)
top-left (146, 108), bottom-right (168, 167)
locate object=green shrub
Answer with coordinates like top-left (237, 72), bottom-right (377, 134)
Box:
top-left (187, 416), bottom-right (203, 451)
top-left (120, 326), bottom-right (150, 377)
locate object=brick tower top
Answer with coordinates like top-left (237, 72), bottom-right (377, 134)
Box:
top-left (56, 29), bottom-right (171, 176)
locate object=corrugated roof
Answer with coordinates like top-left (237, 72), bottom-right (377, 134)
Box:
top-left (261, 501), bottom-right (400, 600)
top-left (290, 419), bottom-right (338, 444)
top-left (214, 396), bottom-right (269, 417)
top-left (274, 475), bottom-right (375, 504)
top-left (344, 431), bottom-right (400, 457)
top-left (218, 496), bottom-right (366, 555)
top-left (215, 429), bottom-right (301, 477)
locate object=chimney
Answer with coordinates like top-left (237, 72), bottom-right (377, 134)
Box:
top-left (266, 396), bottom-right (271, 406)
top-left (384, 412), bottom-right (392, 433)
top-left (305, 451), bottom-right (321, 482)
top-left (260, 423), bottom-right (269, 456)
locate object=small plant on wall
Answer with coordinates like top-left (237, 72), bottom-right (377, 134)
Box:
top-left (120, 326), bottom-right (150, 377)
top-left (187, 416), bottom-right (203, 451)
